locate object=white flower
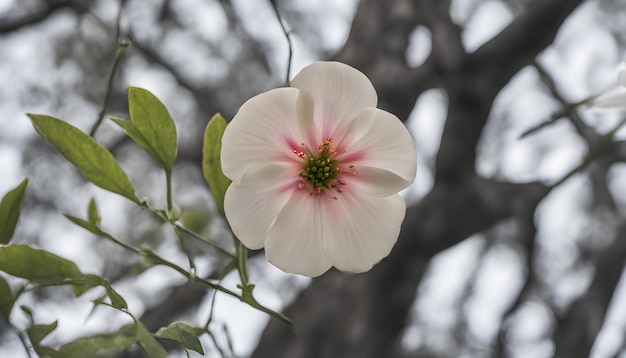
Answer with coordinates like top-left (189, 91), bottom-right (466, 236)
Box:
top-left (591, 68), bottom-right (626, 107)
top-left (221, 61), bottom-right (417, 277)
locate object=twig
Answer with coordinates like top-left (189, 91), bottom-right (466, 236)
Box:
top-left (269, 0), bottom-right (293, 86)
top-left (550, 117), bottom-right (626, 189)
top-left (174, 222), bottom-right (236, 259)
top-left (89, 0), bottom-right (129, 137)
top-left (521, 61), bottom-right (595, 140)
top-left (0, 1), bottom-right (74, 34)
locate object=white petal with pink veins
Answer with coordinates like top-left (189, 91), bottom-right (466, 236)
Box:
top-left (265, 193), bottom-right (332, 277)
top-left (292, 62), bottom-right (378, 142)
top-left (339, 108), bottom-right (416, 191)
top-left (348, 166), bottom-right (414, 197)
top-left (221, 87), bottom-right (304, 183)
top-left (224, 163), bottom-right (297, 250)
top-left (321, 190), bottom-right (406, 273)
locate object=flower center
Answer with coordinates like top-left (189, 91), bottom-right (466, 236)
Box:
top-left (299, 139), bottom-right (342, 194)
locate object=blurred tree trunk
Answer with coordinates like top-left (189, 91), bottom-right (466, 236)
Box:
top-left (251, 0), bottom-right (585, 357)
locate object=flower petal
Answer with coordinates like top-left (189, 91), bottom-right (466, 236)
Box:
top-left (348, 166), bottom-right (414, 197)
top-left (618, 69), bottom-right (626, 87)
top-left (591, 88), bottom-right (626, 108)
top-left (264, 193), bottom-right (332, 277)
top-left (321, 190), bottom-right (406, 273)
top-left (291, 62), bottom-right (378, 143)
top-left (221, 87), bottom-right (304, 183)
top-left (224, 163), bottom-right (296, 250)
top-left (338, 108), bottom-right (416, 195)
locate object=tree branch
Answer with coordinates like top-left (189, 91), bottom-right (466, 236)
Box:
top-left (0, 1), bottom-right (78, 34)
top-left (552, 223), bottom-right (626, 358)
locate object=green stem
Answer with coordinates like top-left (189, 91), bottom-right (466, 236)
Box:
top-left (203, 289), bottom-right (219, 330)
top-left (165, 168), bottom-right (174, 212)
top-left (195, 277), bottom-right (241, 299)
top-left (104, 231), bottom-right (141, 255)
top-left (90, 0), bottom-right (129, 138)
top-left (89, 41), bottom-right (129, 138)
top-left (174, 223), bottom-right (236, 259)
top-left (235, 240), bottom-right (249, 285)
top-left (18, 330), bottom-right (34, 358)
top-left (141, 248), bottom-right (240, 299)
top-left (173, 225), bottom-right (196, 273)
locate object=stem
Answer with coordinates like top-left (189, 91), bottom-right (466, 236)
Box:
top-left (17, 331), bottom-right (34, 358)
top-left (269, 0), bottom-right (293, 86)
top-left (551, 117), bottom-right (626, 189)
top-left (175, 222), bottom-right (236, 259)
top-left (89, 37), bottom-right (129, 137)
top-left (204, 289), bottom-right (219, 330)
top-left (173, 225), bottom-right (196, 273)
top-left (104, 231), bottom-right (141, 255)
top-left (236, 240), bottom-right (249, 285)
top-left (90, 0), bottom-right (129, 137)
top-left (165, 168), bottom-right (174, 212)
top-left (195, 277), bottom-right (241, 299)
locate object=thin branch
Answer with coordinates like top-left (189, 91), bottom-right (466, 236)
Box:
top-left (269, 0), bottom-right (293, 86)
top-left (553, 223), bottom-right (626, 358)
top-left (550, 117), bottom-right (626, 189)
top-left (0, 0), bottom-right (75, 34)
top-left (174, 222), bottom-right (236, 259)
top-left (521, 61), bottom-right (596, 141)
top-left (129, 31), bottom-right (201, 95)
top-left (89, 42), bottom-right (128, 137)
top-left (89, 0), bottom-right (129, 137)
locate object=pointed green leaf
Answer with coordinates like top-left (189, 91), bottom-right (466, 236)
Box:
top-left (0, 178), bottom-right (28, 245)
top-left (20, 305), bottom-right (33, 320)
top-left (0, 245), bottom-right (83, 285)
top-left (27, 114), bottom-right (140, 204)
top-left (155, 322), bottom-right (204, 354)
top-left (0, 276), bottom-right (14, 318)
top-left (27, 321), bottom-right (58, 346)
top-left (104, 282), bottom-right (128, 310)
top-left (65, 214), bottom-right (107, 237)
top-left (202, 113), bottom-right (231, 213)
top-left (111, 87), bottom-right (177, 171)
top-left (135, 321), bottom-right (167, 358)
top-left (28, 321), bottom-right (63, 358)
top-left (69, 274), bottom-right (106, 297)
top-left (58, 324), bottom-right (136, 358)
top-left (88, 198), bottom-right (101, 226)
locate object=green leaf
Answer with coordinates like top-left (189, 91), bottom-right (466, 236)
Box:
top-left (70, 274), bottom-right (105, 297)
top-left (88, 198), bottom-right (101, 226)
top-left (104, 282), bottom-right (128, 310)
top-left (20, 305), bottom-right (33, 320)
top-left (0, 276), bottom-right (14, 318)
top-left (202, 113), bottom-right (232, 213)
top-left (58, 324), bottom-right (136, 358)
top-left (27, 114), bottom-right (140, 204)
top-left (27, 321), bottom-right (58, 346)
top-left (0, 245), bottom-right (84, 293)
top-left (135, 320), bottom-right (167, 358)
top-left (65, 214), bottom-right (107, 237)
top-left (111, 87), bottom-right (177, 171)
top-left (155, 322), bottom-right (205, 354)
top-left (27, 321), bottom-right (63, 357)
top-left (0, 178), bottom-right (28, 245)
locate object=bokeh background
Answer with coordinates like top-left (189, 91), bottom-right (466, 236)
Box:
top-left (2, 0), bottom-right (626, 357)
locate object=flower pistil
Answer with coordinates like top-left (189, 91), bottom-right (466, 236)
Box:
top-left (296, 139), bottom-right (349, 196)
